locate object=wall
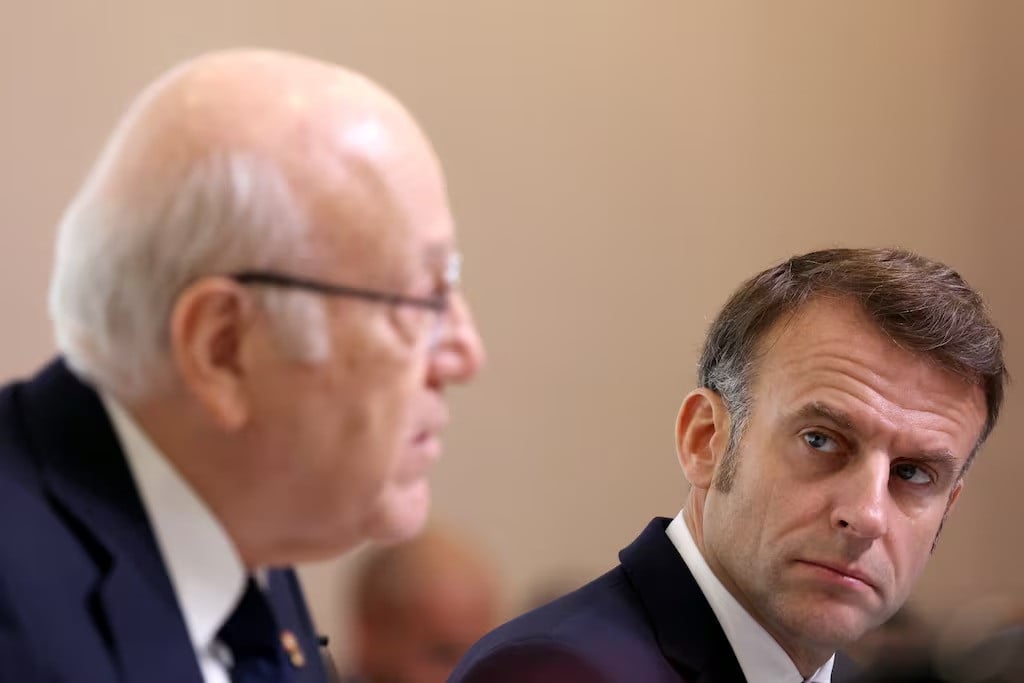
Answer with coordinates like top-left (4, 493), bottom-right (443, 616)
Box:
top-left (2, 0), bottom-right (1021, 667)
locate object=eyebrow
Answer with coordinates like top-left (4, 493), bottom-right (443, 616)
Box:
top-left (792, 401), bottom-right (961, 472)
top-left (912, 451), bottom-right (960, 475)
top-left (792, 402), bottom-right (856, 431)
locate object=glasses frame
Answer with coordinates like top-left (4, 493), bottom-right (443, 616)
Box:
top-left (226, 252), bottom-right (461, 315)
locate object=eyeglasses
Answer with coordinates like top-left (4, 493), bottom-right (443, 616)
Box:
top-left (228, 252), bottom-right (462, 343)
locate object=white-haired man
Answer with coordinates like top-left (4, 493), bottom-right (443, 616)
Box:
top-left (0, 49), bottom-right (484, 683)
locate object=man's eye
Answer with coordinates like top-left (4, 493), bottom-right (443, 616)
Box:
top-left (803, 431), bottom-right (840, 453)
top-left (893, 462), bottom-right (932, 485)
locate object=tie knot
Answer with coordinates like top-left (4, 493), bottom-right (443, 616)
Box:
top-left (218, 577), bottom-right (284, 666)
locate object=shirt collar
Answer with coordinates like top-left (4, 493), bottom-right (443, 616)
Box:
top-left (100, 392), bottom-right (246, 656)
top-left (665, 510), bottom-right (834, 683)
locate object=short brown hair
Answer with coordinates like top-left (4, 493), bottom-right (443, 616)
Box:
top-left (699, 248), bottom-right (1007, 478)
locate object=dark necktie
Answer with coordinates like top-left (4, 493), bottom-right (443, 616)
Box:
top-left (217, 577), bottom-right (291, 683)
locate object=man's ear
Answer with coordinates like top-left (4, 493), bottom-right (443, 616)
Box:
top-left (168, 278), bottom-right (255, 431)
top-left (675, 388), bottom-right (732, 490)
top-left (932, 477), bottom-right (966, 553)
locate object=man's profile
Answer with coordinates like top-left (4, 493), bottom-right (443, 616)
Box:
top-left (451, 248), bottom-right (1006, 683)
top-left (0, 49), bottom-right (484, 682)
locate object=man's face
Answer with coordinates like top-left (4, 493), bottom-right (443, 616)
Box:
top-left (244, 125), bottom-right (485, 558)
top-left (698, 298), bottom-right (986, 658)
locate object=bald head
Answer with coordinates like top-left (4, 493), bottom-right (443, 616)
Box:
top-left (51, 48), bottom-right (450, 399)
top-left (49, 49), bottom-right (485, 566)
top-left (104, 50), bottom-right (438, 217)
top-left (351, 527), bottom-right (500, 683)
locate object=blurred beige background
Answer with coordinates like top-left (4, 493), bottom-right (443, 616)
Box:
top-left (2, 0), bottom-right (1022, 669)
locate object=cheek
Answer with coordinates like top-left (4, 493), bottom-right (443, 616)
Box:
top-left (328, 351), bottom-right (424, 440)
top-left (703, 492), bottom-right (762, 582)
top-left (711, 458), bottom-right (785, 539)
top-left (888, 519), bottom-right (942, 583)
top-left (710, 466), bottom-right (825, 577)
top-left (363, 478), bottom-right (433, 543)
top-left (357, 343), bottom-right (427, 412)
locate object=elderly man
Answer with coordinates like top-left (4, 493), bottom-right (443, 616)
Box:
top-left (0, 49), bottom-right (484, 683)
top-left (451, 248), bottom-right (1006, 683)
top-left (345, 526), bottom-right (501, 683)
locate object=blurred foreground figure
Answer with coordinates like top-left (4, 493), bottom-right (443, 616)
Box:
top-left (846, 607), bottom-right (932, 670)
top-left (452, 248), bottom-right (1006, 683)
top-left (344, 526), bottom-right (500, 683)
top-left (854, 604), bottom-right (1024, 682)
top-left (0, 49), bottom-right (484, 682)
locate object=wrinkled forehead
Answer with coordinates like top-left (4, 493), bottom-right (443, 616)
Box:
top-left (127, 51), bottom-right (453, 270)
top-left (750, 297), bottom-right (916, 383)
top-left (750, 298), bottom-right (987, 441)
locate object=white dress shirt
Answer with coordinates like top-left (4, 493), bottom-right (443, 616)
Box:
top-left (665, 511), bottom-right (834, 683)
top-left (101, 393), bottom-right (246, 683)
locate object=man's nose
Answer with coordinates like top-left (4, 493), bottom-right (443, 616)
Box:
top-left (429, 292), bottom-right (486, 384)
top-left (830, 453), bottom-right (890, 540)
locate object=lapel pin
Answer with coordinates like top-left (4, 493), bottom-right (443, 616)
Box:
top-left (280, 630), bottom-right (306, 668)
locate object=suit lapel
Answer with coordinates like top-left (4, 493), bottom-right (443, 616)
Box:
top-left (23, 360), bottom-right (202, 683)
top-left (618, 518), bottom-right (746, 682)
top-left (267, 569), bottom-right (330, 683)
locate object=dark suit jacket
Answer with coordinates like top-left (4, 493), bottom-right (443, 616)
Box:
top-left (450, 518), bottom-right (858, 683)
top-left (0, 360), bottom-right (327, 682)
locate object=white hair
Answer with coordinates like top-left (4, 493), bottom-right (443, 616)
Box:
top-left (49, 145), bottom-right (331, 399)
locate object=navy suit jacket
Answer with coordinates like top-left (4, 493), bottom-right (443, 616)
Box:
top-left (0, 360), bottom-right (327, 682)
top-left (451, 518), bottom-right (858, 683)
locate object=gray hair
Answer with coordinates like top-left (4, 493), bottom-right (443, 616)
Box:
top-left (49, 147), bottom-right (330, 399)
top-left (699, 248), bottom-right (1007, 490)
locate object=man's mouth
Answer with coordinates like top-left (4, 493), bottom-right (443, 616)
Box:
top-left (795, 559), bottom-right (879, 593)
top-left (411, 428), bottom-right (443, 459)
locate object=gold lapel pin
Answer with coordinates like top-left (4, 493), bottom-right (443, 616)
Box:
top-left (280, 630), bottom-right (306, 668)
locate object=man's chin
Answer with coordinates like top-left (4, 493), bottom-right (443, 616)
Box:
top-left (782, 600), bottom-right (880, 652)
top-left (365, 478), bottom-right (432, 544)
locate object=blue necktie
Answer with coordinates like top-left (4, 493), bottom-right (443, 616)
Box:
top-left (218, 577), bottom-right (291, 683)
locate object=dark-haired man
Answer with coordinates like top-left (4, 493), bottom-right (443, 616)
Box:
top-left (451, 248), bottom-right (1006, 683)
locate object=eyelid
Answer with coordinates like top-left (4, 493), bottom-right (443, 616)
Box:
top-left (800, 431), bottom-right (845, 456)
top-left (413, 271), bottom-right (447, 295)
top-left (800, 426), bottom-right (850, 449)
top-left (431, 278), bottom-right (453, 301)
top-left (894, 460), bottom-right (940, 486)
